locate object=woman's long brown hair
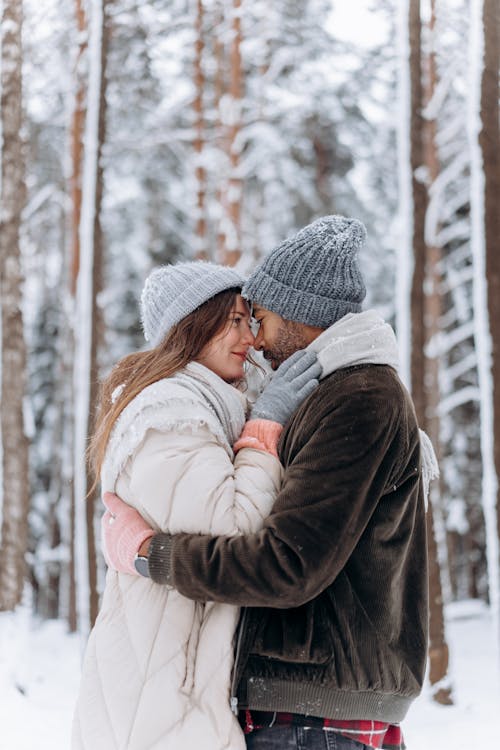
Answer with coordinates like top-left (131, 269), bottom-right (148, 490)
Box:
top-left (88, 288), bottom-right (242, 491)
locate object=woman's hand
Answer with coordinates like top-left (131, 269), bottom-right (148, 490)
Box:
top-left (250, 349), bottom-right (321, 425)
top-left (101, 492), bottom-right (155, 574)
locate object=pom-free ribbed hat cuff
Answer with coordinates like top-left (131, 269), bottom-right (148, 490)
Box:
top-left (145, 265), bottom-right (244, 347)
top-left (242, 215), bottom-right (366, 328)
top-left (151, 278), bottom-right (240, 346)
top-left (243, 269), bottom-right (362, 328)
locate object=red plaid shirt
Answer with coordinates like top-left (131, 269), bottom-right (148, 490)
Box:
top-left (240, 710), bottom-right (405, 750)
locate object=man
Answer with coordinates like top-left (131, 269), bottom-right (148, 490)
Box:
top-left (103, 216), bottom-right (432, 750)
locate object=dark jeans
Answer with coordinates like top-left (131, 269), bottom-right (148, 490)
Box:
top-left (245, 726), bottom-right (368, 750)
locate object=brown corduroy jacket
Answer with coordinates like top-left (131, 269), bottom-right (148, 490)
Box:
top-left (149, 363), bottom-right (429, 723)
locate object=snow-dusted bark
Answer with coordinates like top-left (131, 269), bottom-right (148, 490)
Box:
top-left (421, 0), bottom-right (453, 705)
top-left (410, 0), bottom-right (453, 703)
top-left (408, 0), bottom-right (427, 424)
top-left (193, 0), bottom-right (208, 260)
top-left (395, 0), bottom-right (413, 389)
top-left (70, 0), bottom-right (87, 294)
top-left (468, 0), bottom-right (500, 651)
top-left (217, 0), bottom-right (243, 265)
top-left (73, 0), bottom-right (107, 635)
top-left (421, 0), bottom-right (481, 604)
top-left (0, 0), bottom-right (30, 611)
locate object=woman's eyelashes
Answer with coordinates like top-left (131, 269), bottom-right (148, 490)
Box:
top-left (230, 315), bottom-right (252, 329)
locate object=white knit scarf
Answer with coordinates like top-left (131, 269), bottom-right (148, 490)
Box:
top-left (172, 362), bottom-right (247, 446)
top-left (101, 361), bottom-right (247, 490)
top-left (307, 310), bottom-right (439, 505)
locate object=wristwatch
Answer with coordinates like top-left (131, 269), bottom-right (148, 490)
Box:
top-left (134, 552), bottom-right (150, 578)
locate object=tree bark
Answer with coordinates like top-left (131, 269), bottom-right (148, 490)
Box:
top-left (214, 0), bottom-right (228, 260)
top-left (409, 0), bottom-right (426, 421)
top-left (409, 0), bottom-right (452, 703)
top-left (74, 0), bottom-right (109, 631)
top-left (194, 0), bottom-right (208, 260)
top-left (67, 0), bottom-right (89, 634)
top-left (86, 0), bottom-right (109, 628)
top-left (221, 0), bottom-right (243, 266)
top-left (480, 0), bottom-right (500, 615)
top-left (0, 0), bottom-right (30, 611)
top-left (71, 0), bottom-right (88, 294)
top-left (422, 0), bottom-right (453, 705)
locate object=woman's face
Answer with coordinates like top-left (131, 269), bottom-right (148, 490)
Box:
top-left (196, 295), bottom-right (255, 382)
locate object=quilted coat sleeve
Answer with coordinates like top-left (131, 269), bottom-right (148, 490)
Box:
top-left (126, 424), bottom-right (283, 537)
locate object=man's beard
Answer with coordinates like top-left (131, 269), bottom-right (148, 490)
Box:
top-left (263, 320), bottom-right (310, 370)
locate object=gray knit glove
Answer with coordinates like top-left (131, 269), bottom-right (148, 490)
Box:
top-left (251, 350), bottom-right (321, 425)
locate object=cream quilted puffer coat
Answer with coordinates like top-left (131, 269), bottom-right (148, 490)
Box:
top-left (72, 372), bottom-right (282, 750)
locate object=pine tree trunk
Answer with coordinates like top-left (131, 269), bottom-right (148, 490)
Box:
top-left (480, 0), bottom-right (500, 622)
top-left (71, 0), bottom-right (88, 294)
top-left (74, 0), bottom-right (109, 632)
top-left (222, 0), bottom-right (243, 266)
top-left (67, 0), bottom-right (88, 634)
top-left (88, 0), bottom-right (109, 627)
top-left (214, 0), bottom-right (227, 259)
top-left (86, 0), bottom-right (109, 628)
top-left (0, 0), bottom-right (30, 611)
top-left (409, 0), bottom-right (452, 703)
top-left (194, 0), bottom-right (208, 260)
top-left (409, 0), bottom-right (426, 419)
top-left (422, 0), bottom-right (452, 704)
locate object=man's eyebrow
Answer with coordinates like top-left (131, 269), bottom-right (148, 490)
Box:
top-left (252, 306), bottom-right (264, 317)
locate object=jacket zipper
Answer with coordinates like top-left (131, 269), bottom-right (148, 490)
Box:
top-left (230, 607), bottom-right (248, 714)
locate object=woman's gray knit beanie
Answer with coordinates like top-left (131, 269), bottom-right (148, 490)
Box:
top-left (141, 261), bottom-right (244, 347)
top-left (242, 215), bottom-right (367, 328)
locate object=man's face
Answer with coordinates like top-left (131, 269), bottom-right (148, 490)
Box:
top-left (251, 305), bottom-right (312, 370)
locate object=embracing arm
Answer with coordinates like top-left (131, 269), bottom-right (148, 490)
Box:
top-left (139, 385), bottom-right (406, 606)
top-left (103, 421), bottom-right (284, 568)
top-left (103, 349), bottom-right (321, 573)
top-left (102, 418), bottom-right (284, 574)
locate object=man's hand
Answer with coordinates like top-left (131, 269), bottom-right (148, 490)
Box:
top-left (251, 349), bottom-right (321, 425)
top-left (101, 492), bottom-right (155, 575)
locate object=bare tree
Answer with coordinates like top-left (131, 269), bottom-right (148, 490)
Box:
top-left (0, 0), bottom-right (30, 611)
top-left (409, 0), bottom-right (452, 703)
top-left (479, 0), bottom-right (500, 630)
top-left (213, 0), bottom-right (228, 260)
top-left (193, 0), bottom-right (208, 259)
top-left (66, 0), bottom-right (89, 634)
top-left (73, 0), bottom-right (109, 632)
top-left (71, 0), bottom-right (88, 293)
top-left (423, 0), bottom-right (453, 704)
top-left (219, 0), bottom-right (243, 266)
top-left (409, 0), bottom-right (426, 418)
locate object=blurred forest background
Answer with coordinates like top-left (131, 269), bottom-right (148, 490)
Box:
top-left (0, 0), bottom-right (499, 709)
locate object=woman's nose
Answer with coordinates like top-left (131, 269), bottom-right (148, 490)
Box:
top-left (242, 323), bottom-right (255, 346)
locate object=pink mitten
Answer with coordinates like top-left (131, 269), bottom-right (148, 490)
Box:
top-left (101, 491), bottom-right (155, 575)
top-left (233, 419), bottom-right (283, 457)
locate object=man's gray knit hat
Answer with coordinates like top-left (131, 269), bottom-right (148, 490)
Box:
top-left (242, 215), bottom-right (367, 328)
top-left (141, 260), bottom-right (244, 347)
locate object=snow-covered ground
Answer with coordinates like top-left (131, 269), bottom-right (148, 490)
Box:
top-left (0, 599), bottom-right (497, 748)
top-left (404, 599), bottom-right (498, 748)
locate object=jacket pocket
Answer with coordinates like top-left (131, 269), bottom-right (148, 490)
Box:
top-left (251, 597), bottom-right (334, 665)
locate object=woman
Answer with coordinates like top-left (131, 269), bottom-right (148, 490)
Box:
top-left (72, 261), bottom-right (319, 750)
